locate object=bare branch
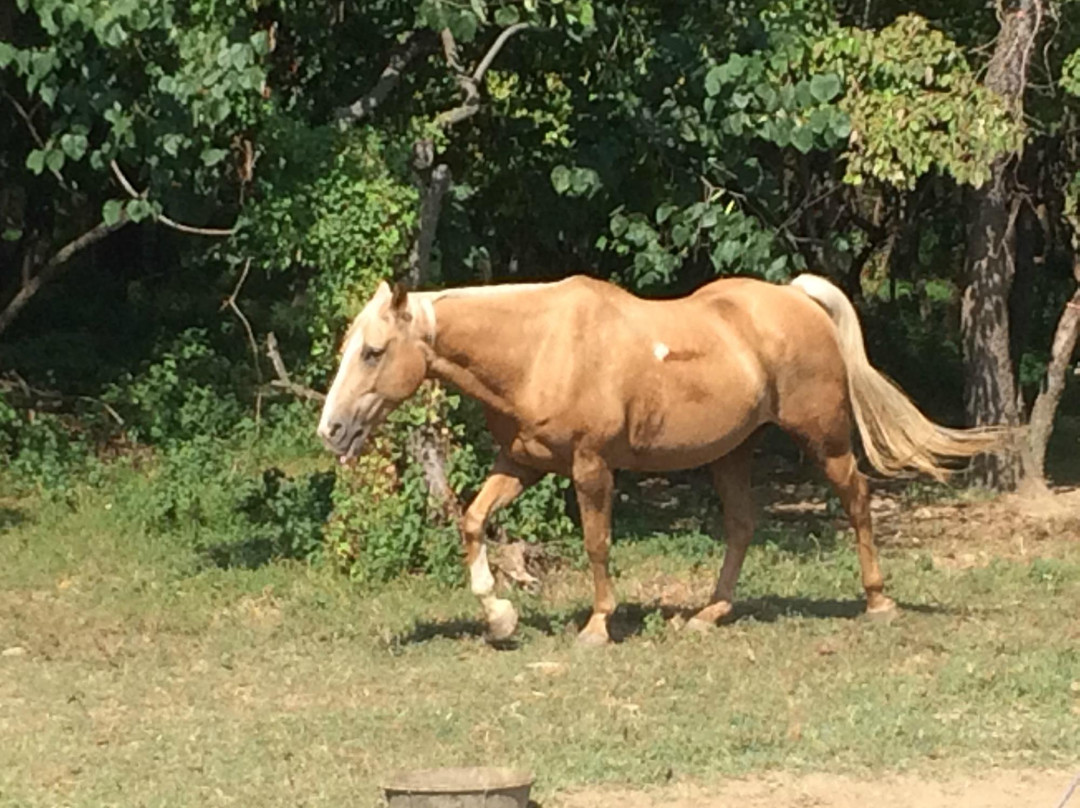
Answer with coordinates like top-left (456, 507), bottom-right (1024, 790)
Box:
top-left (220, 258), bottom-right (262, 386)
top-left (4, 89), bottom-right (72, 190)
top-left (265, 332), bottom-right (326, 403)
top-left (156, 213), bottom-right (236, 237)
top-left (0, 373), bottom-right (124, 425)
top-left (471, 22), bottom-right (530, 84)
top-left (440, 28), bottom-right (463, 73)
top-left (434, 23), bottom-right (532, 129)
top-left (335, 31), bottom-right (435, 123)
top-left (110, 159), bottom-right (145, 198)
top-left (0, 216), bottom-right (130, 336)
top-left (110, 160), bottom-right (237, 236)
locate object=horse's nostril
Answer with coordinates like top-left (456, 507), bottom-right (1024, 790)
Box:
top-left (328, 422), bottom-right (343, 438)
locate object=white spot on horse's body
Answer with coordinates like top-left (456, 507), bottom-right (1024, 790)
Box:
top-left (470, 544), bottom-right (495, 597)
top-left (653, 342), bottom-right (670, 361)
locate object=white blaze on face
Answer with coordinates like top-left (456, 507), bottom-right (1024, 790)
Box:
top-left (653, 342), bottom-right (670, 361)
top-left (318, 320), bottom-right (364, 437)
top-left (469, 544), bottom-right (495, 597)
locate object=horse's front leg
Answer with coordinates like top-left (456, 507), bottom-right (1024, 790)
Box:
top-left (461, 453), bottom-right (541, 641)
top-left (572, 451), bottom-right (616, 645)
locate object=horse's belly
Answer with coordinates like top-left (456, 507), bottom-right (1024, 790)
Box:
top-left (618, 371), bottom-right (766, 470)
top-left (621, 407), bottom-right (761, 470)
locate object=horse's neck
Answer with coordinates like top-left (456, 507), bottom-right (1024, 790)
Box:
top-left (414, 287), bottom-right (547, 417)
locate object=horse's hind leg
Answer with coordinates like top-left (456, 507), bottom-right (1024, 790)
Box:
top-left (687, 440), bottom-right (756, 631)
top-left (462, 452), bottom-right (542, 640)
top-left (820, 449), bottom-right (896, 614)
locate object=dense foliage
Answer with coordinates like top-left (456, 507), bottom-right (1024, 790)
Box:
top-left (1, 0), bottom-right (1078, 580)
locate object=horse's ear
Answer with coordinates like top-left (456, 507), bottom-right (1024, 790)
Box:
top-left (390, 281), bottom-right (410, 319)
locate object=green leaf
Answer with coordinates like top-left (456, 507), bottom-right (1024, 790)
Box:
top-left (671, 223), bottom-right (692, 248)
top-left (550, 164), bottom-right (571, 194)
top-left (39, 84), bottom-right (57, 107)
top-left (0, 42), bottom-right (14, 68)
top-left (808, 107), bottom-right (833, 134)
top-left (766, 255), bottom-right (789, 280)
top-left (201, 148), bottom-right (229, 167)
top-left (656, 203), bottom-right (678, 225)
top-left (810, 73), bottom-right (842, 103)
top-left (792, 126), bottom-right (814, 154)
top-left (102, 199), bottom-right (125, 225)
top-left (2, 227), bottom-right (23, 242)
top-left (26, 149), bottom-right (47, 174)
top-left (832, 115), bottom-right (852, 140)
top-left (250, 31), bottom-right (271, 56)
top-left (578, 1), bottom-right (595, 28)
top-left (610, 212), bottom-right (629, 238)
top-left (705, 66), bottom-right (724, 97)
top-left (795, 80), bottom-right (814, 109)
top-left (731, 91), bottom-right (752, 110)
top-left (45, 149), bottom-right (64, 174)
top-left (126, 198), bottom-right (154, 222)
top-left (755, 83), bottom-right (777, 111)
top-left (162, 133), bottom-right (184, 157)
top-left (449, 11), bottom-right (479, 43)
top-left (494, 6), bottom-right (520, 25)
top-left (60, 133), bottom-right (89, 160)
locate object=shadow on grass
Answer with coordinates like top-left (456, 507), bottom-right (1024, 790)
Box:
top-left (198, 538), bottom-right (279, 571)
top-left (393, 597), bottom-right (953, 647)
top-left (0, 506), bottom-right (27, 533)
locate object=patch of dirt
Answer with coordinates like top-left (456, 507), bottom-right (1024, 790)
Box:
top-left (553, 769), bottom-right (1077, 808)
top-left (876, 487), bottom-right (1080, 567)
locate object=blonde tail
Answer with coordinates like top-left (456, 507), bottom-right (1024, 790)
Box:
top-left (790, 274), bottom-right (1010, 481)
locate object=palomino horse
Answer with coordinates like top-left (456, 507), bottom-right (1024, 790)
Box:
top-left (317, 274), bottom-right (1003, 644)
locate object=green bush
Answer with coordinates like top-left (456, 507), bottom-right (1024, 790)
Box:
top-left (103, 328), bottom-right (249, 447)
top-left (0, 394), bottom-right (100, 499)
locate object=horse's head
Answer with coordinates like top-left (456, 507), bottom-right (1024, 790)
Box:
top-left (317, 281), bottom-right (428, 463)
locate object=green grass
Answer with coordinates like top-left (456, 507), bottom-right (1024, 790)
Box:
top-left (1, 485), bottom-right (1079, 807)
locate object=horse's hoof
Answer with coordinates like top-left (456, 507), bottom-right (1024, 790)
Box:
top-left (687, 601), bottom-right (733, 630)
top-left (865, 595), bottom-right (897, 620)
top-left (485, 598), bottom-right (519, 641)
top-left (575, 628), bottom-right (610, 647)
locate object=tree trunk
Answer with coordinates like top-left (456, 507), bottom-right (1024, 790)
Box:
top-left (960, 0), bottom-right (1041, 490)
top-left (962, 178), bottom-right (1022, 488)
top-left (1024, 281), bottom-right (1080, 483)
top-left (405, 141), bottom-right (460, 521)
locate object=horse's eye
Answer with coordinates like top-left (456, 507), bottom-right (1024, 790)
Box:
top-left (361, 345), bottom-right (386, 365)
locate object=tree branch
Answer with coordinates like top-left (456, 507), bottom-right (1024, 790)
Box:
top-left (109, 160), bottom-right (237, 236)
top-left (440, 28), bottom-right (463, 73)
top-left (264, 332), bottom-right (326, 403)
top-left (471, 22), bottom-right (530, 85)
top-left (1024, 282), bottom-right (1080, 480)
top-left (334, 31), bottom-right (435, 123)
top-left (3, 89), bottom-right (72, 191)
top-left (0, 372), bottom-right (124, 425)
top-left (0, 216), bottom-right (130, 336)
top-left (219, 258), bottom-right (261, 385)
top-left (434, 23), bottom-right (531, 129)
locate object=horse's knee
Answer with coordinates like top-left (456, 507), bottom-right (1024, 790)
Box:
top-left (461, 508), bottom-right (485, 548)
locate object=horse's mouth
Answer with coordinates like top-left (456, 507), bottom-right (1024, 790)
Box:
top-left (338, 425), bottom-right (373, 467)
